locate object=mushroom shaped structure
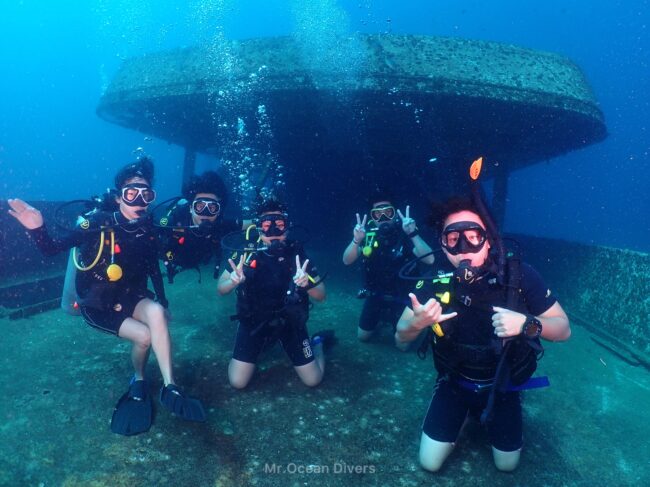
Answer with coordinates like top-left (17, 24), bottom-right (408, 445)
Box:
top-left (97, 34), bottom-right (606, 214)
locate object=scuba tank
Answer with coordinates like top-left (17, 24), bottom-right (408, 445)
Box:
top-left (61, 249), bottom-right (81, 316)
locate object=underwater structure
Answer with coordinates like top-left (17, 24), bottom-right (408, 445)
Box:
top-left (96, 34), bottom-right (606, 220)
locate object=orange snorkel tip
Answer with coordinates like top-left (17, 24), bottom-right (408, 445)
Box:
top-left (469, 157), bottom-right (483, 181)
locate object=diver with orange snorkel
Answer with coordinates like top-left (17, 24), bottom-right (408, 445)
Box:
top-left (395, 157), bottom-right (570, 472)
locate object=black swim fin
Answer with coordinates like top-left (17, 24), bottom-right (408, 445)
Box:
top-left (110, 379), bottom-right (153, 436)
top-left (160, 384), bottom-right (206, 422)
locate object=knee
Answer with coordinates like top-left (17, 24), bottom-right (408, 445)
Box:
top-left (419, 434), bottom-right (453, 473)
top-left (357, 328), bottom-right (373, 342)
top-left (228, 361), bottom-right (253, 389)
top-left (144, 303), bottom-right (168, 331)
top-left (419, 452), bottom-right (445, 473)
top-left (147, 302), bottom-right (167, 322)
top-left (228, 375), bottom-right (250, 390)
top-left (134, 329), bottom-right (152, 349)
top-left (493, 448), bottom-right (520, 472)
top-left (300, 374), bottom-right (323, 388)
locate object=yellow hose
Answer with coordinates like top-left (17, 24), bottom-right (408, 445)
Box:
top-left (73, 230), bottom-right (106, 271)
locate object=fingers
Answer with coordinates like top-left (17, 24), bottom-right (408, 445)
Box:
top-left (397, 209), bottom-right (404, 220)
top-left (228, 258), bottom-right (238, 273)
top-left (356, 213), bottom-right (361, 226)
top-left (361, 214), bottom-right (367, 227)
top-left (439, 311), bottom-right (457, 322)
top-left (7, 198), bottom-right (27, 212)
top-left (405, 205), bottom-right (410, 219)
top-left (295, 254), bottom-right (301, 270)
top-left (301, 258), bottom-right (309, 272)
top-left (238, 255), bottom-right (245, 270)
top-left (408, 293), bottom-right (421, 309)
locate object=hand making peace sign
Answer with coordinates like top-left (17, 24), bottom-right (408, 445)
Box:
top-left (293, 255), bottom-right (311, 288)
top-left (353, 213), bottom-right (367, 244)
top-left (397, 205), bottom-right (417, 235)
top-left (227, 255), bottom-right (246, 286)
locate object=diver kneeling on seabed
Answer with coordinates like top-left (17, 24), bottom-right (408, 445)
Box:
top-left (218, 195), bottom-right (333, 389)
top-left (395, 158), bottom-right (571, 472)
top-left (8, 156), bottom-right (206, 436)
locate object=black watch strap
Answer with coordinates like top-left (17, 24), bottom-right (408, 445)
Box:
top-left (522, 315), bottom-right (542, 338)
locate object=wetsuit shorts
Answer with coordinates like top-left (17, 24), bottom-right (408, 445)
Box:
top-left (359, 294), bottom-right (406, 332)
top-left (80, 292), bottom-right (149, 336)
top-left (422, 375), bottom-right (523, 452)
top-left (233, 313), bottom-right (314, 367)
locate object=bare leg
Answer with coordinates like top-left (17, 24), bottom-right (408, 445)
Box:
top-left (492, 447), bottom-right (521, 472)
top-left (294, 342), bottom-right (324, 387)
top-left (357, 327), bottom-right (374, 342)
top-left (228, 358), bottom-right (256, 389)
top-left (119, 298), bottom-right (174, 385)
top-left (419, 432), bottom-right (455, 472)
top-left (117, 317), bottom-right (151, 380)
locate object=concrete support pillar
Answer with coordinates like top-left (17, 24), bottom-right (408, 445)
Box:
top-left (182, 148), bottom-right (197, 191)
top-left (491, 164), bottom-right (508, 228)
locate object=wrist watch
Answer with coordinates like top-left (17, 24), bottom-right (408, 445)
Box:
top-left (522, 316), bottom-right (542, 339)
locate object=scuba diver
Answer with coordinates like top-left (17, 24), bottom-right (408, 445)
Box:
top-left (157, 171), bottom-right (247, 283)
top-left (7, 156), bottom-right (206, 436)
top-left (217, 196), bottom-right (330, 389)
top-left (395, 188), bottom-right (571, 472)
top-left (342, 191), bottom-right (434, 343)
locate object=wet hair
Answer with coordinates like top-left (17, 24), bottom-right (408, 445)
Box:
top-left (255, 194), bottom-right (287, 216)
top-left (429, 196), bottom-right (483, 234)
top-left (368, 185), bottom-right (396, 208)
top-left (114, 156), bottom-right (154, 189)
top-left (183, 171), bottom-right (228, 207)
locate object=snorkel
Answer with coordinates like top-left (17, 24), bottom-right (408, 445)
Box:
top-left (468, 157), bottom-right (506, 286)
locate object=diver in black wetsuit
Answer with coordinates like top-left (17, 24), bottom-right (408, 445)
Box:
top-left (395, 196), bottom-right (571, 472)
top-left (8, 157), bottom-right (206, 435)
top-left (158, 171), bottom-right (245, 283)
top-left (342, 190), bottom-right (434, 344)
top-left (217, 196), bottom-right (328, 389)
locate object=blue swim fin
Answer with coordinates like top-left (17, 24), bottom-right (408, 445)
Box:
top-left (159, 384), bottom-right (206, 422)
top-left (110, 379), bottom-right (153, 436)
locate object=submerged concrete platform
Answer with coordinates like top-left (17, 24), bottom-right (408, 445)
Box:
top-left (97, 34), bottom-right (606, 176)
top-left (1, 242), bottom-right (648, 486)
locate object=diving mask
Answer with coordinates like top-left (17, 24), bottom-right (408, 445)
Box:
top-left (370, 204), bottom-right (395, 223)
top-left (258, 213), bottom-right (288, 237)
top-left (441, 221), bottom-right (487, 255)
top-left (192, 198), bottom-right (221, 216)
top-left (121, 184), bottom-right (156, 207)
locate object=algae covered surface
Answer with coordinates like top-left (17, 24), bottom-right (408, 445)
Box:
top-left (1, 259), bottom-right (648, 487)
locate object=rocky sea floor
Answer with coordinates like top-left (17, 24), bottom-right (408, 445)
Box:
top-left (1, 261), bottom-right (648, 487)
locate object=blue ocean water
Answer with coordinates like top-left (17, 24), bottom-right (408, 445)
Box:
top-left (0, 0), bottom-right (647, 250)
top-left (0, 3), bottom-right (648, 486)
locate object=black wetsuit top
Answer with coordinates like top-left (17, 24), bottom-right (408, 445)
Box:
top-left (413, 261), bottom-right (556, 381)
top-left (235, 242), bottom-right (318, 320)
top-left (28, 211), bottom-right (167, 310)
top-left (362, 225), bottom-right (415, 298)
top-left (159, 201), bottom-right (240, 279)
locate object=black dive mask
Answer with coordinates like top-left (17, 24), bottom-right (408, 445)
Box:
top-left (441, 221), bottom-right (487, 255)
top-left (258, 213), bottom-right (288, 238)
top-left (121, 184), bottom-right (156, 208)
